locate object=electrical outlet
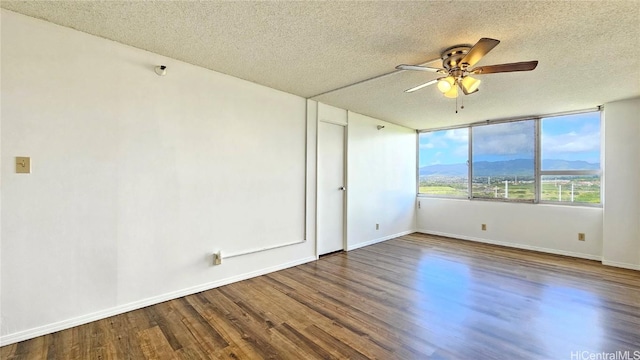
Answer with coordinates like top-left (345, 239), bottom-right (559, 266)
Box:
top-left (481, 224), bottom-right (487, 231)
top-left (16, 156), bottom-right (31, 174)
top-left (578, 233), bottom-right (585, 241)
top-left (376, 223), bottom-right (379, 230)
top-left (213, 251), bottom-right (222, 265)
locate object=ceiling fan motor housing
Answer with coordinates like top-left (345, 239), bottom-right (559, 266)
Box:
top-left (441, 45), bottom-right (472, 72)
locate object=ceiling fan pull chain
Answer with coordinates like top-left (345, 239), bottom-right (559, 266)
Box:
top-left (455, 95), bottom-right (458, 114)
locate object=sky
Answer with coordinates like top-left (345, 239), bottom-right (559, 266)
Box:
top-left (540, 112), bottom-right (601, 164)
top-left (419, 112), bottom-right (601, 167)
top-left (419, 128), bottom-right (469, 167)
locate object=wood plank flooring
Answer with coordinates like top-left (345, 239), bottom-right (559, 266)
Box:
top-left (2, 233), bottom-right (640, 359)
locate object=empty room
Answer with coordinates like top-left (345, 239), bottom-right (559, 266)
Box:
top-left (1, 1), bottom-right (639, 359)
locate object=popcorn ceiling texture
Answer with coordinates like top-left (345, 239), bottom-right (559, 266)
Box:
top-left (2, 1), bottom-right (638, 129)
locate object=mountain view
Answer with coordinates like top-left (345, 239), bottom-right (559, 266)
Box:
top-left (419, 159), bottom-right (600, 177)
top-left (418, 112), bottom-right (601, 203)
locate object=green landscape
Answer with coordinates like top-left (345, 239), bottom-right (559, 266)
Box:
top-left (419, 177), bottom-right (600, 203)
top-left (419, 158), bottom-right (601, 204)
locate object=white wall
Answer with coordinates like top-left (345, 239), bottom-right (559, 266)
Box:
top-left (1, 10), bottom-right (317, 344)
top-left (602, 97), bottom-right (640, 269)
top-left (346, 112), bottom-right (416, 250)
top-left (417, 199), bottom-right (603, 259)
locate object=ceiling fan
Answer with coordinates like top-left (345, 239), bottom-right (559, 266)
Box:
top-left (396, 38), bottom-right (538, 98)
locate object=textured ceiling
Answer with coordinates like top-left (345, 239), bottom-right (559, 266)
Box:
top-left (2, 1), bottom-right (639, 129)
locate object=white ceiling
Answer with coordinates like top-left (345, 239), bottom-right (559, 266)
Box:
top-left (2, 1), bottom-right (639, 129)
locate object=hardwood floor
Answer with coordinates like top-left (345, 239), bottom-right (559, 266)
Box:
top-left (2, 233), bottom-right (639, 359)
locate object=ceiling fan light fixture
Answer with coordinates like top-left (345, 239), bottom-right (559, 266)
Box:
top-left (437, 76), bottom-right (455, 93)
top-left (444, 84), bottom-right (458, 98)
top-left (461, 76), bottom-right (481, 94)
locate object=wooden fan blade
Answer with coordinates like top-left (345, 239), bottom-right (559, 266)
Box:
top-left (405, 79), bottom-right (438, 93)
top-left (460, 38), bottom-right (500, 67)
top-left (396, 64), bottom-right (446, 74)
top-left (471, 61), bottom-right (539, 75)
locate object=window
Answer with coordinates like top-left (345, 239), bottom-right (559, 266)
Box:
top-left (471, 120), bottom-right (535, 201)
top-left (540, 112), bottom-right (601, 204)
top-left (418, 129), bottom-right (468, 197)
top-left (418, 109), bottom-right (601, 205)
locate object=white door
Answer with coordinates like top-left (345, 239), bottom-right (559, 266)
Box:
top-left (318, 121), bottom-right (346, 255)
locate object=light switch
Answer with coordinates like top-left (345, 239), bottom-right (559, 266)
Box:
top-left (16, 157), bottom-right (31, 174)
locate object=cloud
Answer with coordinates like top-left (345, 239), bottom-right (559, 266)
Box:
top-left (472, 121), bottom-right (534, 156)
top-left (419, 128), bottom-right (468, 151)
top-left (444, 128), bottom-right (468, 142)
top-left (453, 144), bottom-right (468, 158)
top-left (419, 136), bottom-right (448, 150)
top-left (420, 114), bottom-right (600, 165)
top-left (543, 132), bottom-right (600, 154)
top-left (540, 112), bottom-right (601, 156)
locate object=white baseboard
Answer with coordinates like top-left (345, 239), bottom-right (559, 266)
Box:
top-left (0, 256), bottom-right (316, 347)
top-left (416, 229), bottom-right (603, 261)
top-left (346, 230), bottom-right (415, 251)
top-left (601, 259), bottom-right (640, 271)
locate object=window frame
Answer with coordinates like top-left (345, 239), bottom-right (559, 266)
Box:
top-left (537, 112), bottom-right (602, 206)
top-left (469, 118), bottom-right (537, 204)
top-left (417, 108), bottom-right (602, 207)
top-left (416, 126), bottom-right (470, 199)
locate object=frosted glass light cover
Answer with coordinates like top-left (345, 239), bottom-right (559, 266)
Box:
top-left (444, 85), bottom-right (458, 98)
top-left (437, 77), bottom-right (454, 93)
top-left (461, 76), bottom-right (481, 93)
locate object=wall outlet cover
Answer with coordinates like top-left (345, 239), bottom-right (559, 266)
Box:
top-left (16, 156), bottom-right (31, 173)
top-left (214, 251), bottom-right (222, 265)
